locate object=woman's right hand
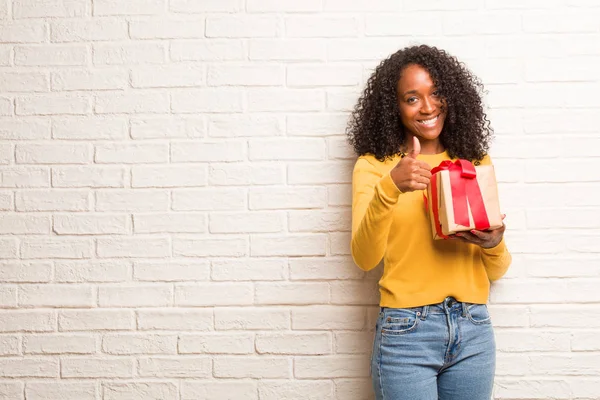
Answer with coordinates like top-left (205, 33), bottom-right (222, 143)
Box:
top-left (390, 136), bottom-right (432, 192)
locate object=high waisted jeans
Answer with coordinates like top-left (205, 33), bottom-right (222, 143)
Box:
top-left (371, 297), bottom-right (496, 400)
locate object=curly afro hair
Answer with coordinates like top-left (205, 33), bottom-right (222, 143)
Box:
top-left (347, 44), bottom-right (492, 163)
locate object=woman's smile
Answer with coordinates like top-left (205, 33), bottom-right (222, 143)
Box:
top-left (417, 114), bottom-right (441, 127)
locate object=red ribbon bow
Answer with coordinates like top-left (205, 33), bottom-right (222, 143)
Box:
top-left (428, 159), bottom-right (490, 239)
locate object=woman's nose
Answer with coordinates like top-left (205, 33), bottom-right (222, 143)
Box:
top-left (421, 97), bottom-right (435, 113)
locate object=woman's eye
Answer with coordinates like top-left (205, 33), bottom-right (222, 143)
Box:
top-left (407, 97), bottom-right (418, 104)
top-left (432, 90), bottom-right (440, 97)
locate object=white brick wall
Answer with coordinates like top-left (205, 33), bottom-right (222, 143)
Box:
top-left (0, 1), bottom-right (598, 399)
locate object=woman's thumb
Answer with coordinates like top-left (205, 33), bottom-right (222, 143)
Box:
top-left (408, 136), bottom-right (420, 158)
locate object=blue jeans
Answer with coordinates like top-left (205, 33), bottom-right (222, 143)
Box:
top-left (371, 297), bottom-right (496, 400)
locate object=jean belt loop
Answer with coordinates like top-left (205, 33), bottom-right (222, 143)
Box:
top-left (420, 305), bottom-right (429, 320)
top-left (461, 302), bottom-right (467, 317)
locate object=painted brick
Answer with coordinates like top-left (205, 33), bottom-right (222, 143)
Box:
top-left (55, 260), bottom-right (130, 283)
top-left (16, 190), bottom-right (89, 212)
top-left (0, 215), bottom-right (50, 235)
top-left (171, 89), bottom-right (243, 113)
top-left (20, 238), bottom-right (92, 259)
top-left (256, 333), bottom-right (331, 355)
top-left (134, 260), bottom-right (209, 281)
top-left (292, 306), bottom-right (365, 330)
top-left (52, 166), bottom-right (126, 188)
top-left (137, 309), bottom-right (213, 331)
top-left (209, 212), bottom-right (283, 234)
top-left (251, 234), bottom-right (327, 257)
top-left (178, 333), bottom-right (254, 354)
top-left (103, 382), bottom-right (177, 400)
top-left (206, 16), bottom-right (279, 38)
top-left (208, 114), bottom-right (282, 137)
top-left (0, 71), bottom-right (49, 92)
top-left (0, 383), bottom-right (22, 399)
top-left (19, 284), bottom-right (94, 307)
top-left (102, 334), bottom-right (177, 355)
top-left (0, 118), bottom-right (50, 140)
top-left (14, 0), bottom-right (89, 18)
top-left (170, 0), bottom-right (242, 13)
top-left (255, 282), bottom-right (330, 305)
top-left (138, 356), bottom-right (211, 378)
top-left (248, 88), bottom-right (324, 112)
top-left (132, 65), bottom-right (205, 88)
top-left (247, 0), bottom-right (321, 12)
top-left (173, 237), bottom-right (247, 257)
top-left (289, 257), bottom-right (364, 280)
top-left (0, 358), bottom-right (58, 377)
top-left (61, 359), bottom-right (133, 378)
top-left (131, 165), bottom-right (207, 188)
top-left (249, 138), bottom-right (326, 161)
top-left (98, 284), bottom-right (171, 307)
top-left (51, 69), bottom-right (128, 91)
top-left (16, 143), bottom-right (91, 164)
top-left (59, 310), bottom-right (134, 331)
top-left (51, 19), bottom-right (128, 42)
top-left (95, 92), bottom-right (169, 114)
top-left (130, 19), bottom-right (205, 39)
top-left (208, 64), bottom-right (283, 86)
top-left (53, 214), bottom-right (128, 235)
top-left (175, 283), bottom-right (253, 306)
top-left (215, 307), bottom-right (290, 330)
top-left (0, 335), bottom-right (20, 356)
top-left (294, 355), bottom-right (369, 378)
top-left (94, 0), bottom-right (165, 16)
top-left (134, 213), bottom-right (207, 233)
top-left (95, 190), bottom-right (169, 212)
top-left (23, 334), bottom-right (96, 355)
top-left (52, 117), bottom-right (127, 140)
top-left (131, 117), bottom-right (205, 139)
top-left (93, 42), bottom-right (166, 65)
top-left (181, 381), bottom-right (257, 400)
top-left (171, 40), bottom-right (244, 61)
top-left (172, 142), bottom-right (244, 163)
top-left (214, 357), bottom-right (291, 378)
top-left (172, 188), bottom-right (246, 211)
top-left (25, 382), bottom-right (96, 400)
top-left (0, 310), bottom-right (55, 332)
top-left (211, 258), bottom-right (287, 281)
top-left (209, 163), bottom-right (284, 186)
top-left (286, 16), bottom-right (358, 38)
top-left (259, 381), bottom-right (334, 400)
top-left (0, 21), bottom-right (46, 43)
top-left (16, 94), bottom-right (90, 116)
top-left (249, 187), bottom-right (327, 210)
top-left (249, 39), bottom-right (325, 61)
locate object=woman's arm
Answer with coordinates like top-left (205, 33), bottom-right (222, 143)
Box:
top-left (480, 238), bottom-right (512, 281)
top-left (351, 139), bottom-right (431, 271)
top-left (351, 157), bottom-right (402, 271)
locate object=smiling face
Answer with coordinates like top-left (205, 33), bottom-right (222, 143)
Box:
top-left (397, 64), bottom-right (446, 143)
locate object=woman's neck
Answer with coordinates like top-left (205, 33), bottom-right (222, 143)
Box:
top-left (420, 142), bottom-right (445, 155)
top-left (404, 135), bottom-right (445, 155)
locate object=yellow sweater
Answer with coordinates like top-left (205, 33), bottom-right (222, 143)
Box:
top-left (351, 151), bottom-right (511, 308)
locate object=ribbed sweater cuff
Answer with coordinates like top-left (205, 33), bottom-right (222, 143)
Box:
top-left (377, 172), bottom-right (402, 205)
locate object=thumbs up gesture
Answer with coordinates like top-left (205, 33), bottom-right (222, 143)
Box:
top-left (390, 136), bottom-right (432, 192)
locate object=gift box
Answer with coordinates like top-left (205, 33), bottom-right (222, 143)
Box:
top-left (425, 159), bottom-right (503, 240)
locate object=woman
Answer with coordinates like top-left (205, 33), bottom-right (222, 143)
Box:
top-left (347, 45), bottom-right (512, 399)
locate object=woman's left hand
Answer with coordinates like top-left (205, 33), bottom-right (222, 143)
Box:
top-left (453, 214), bottom-right (506, 249)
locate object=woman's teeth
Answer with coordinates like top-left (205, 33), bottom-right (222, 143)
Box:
top-left (418, 115), bottom-right (438, 126)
